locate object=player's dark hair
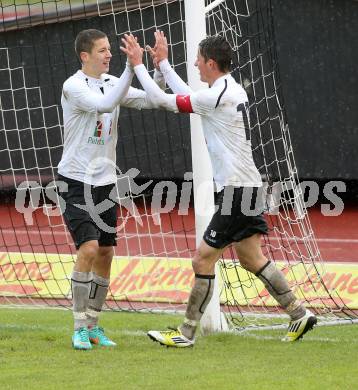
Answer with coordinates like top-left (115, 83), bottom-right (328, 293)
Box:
top-left (75, 29), bottom-right (107, 60)
top-left (198, 35), bottom-right (232, 72)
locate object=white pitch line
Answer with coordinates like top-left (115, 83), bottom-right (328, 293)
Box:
top-left (237, 332), bottom-right (355, 343)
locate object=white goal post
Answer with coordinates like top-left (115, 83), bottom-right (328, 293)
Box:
top-left (184, 0), bottom-right (228, 333)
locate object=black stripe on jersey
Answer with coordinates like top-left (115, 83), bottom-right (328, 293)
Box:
top-left (214, 79), bottom-right (227, 108)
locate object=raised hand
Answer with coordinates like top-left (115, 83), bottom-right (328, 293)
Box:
top-left (120, 33), bottom-right (144, 67)
top-left (146, 30), bottom-right (168, 68)
top-left (155, 30), bottom-right (168, 63)
top-left (146, 42), bottom-right (159, 70)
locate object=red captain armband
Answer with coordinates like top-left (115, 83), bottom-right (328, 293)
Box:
top-left (176, 95), bottom-right (193, 113)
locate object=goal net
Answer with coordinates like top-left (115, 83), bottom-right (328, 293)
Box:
top-left (0, 0), bottom-right (356, 329)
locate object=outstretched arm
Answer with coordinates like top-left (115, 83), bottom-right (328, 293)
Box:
top-left (96, 63), bottom-right (133, 113)
top-left (134, 64), bottom-right (179, 112)
top-left (122, 34), bottom-right (214, 116)
top-left (147, 30), bottom-right (192, 95)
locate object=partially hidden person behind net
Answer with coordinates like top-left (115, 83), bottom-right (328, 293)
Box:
top-left (121, 31), bottom-right (317, 347)
top-left (57, 29), bottom-right (163, 350)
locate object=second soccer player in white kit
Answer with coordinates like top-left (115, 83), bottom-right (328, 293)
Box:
top-left (122, 31), bottom-right (317, 347)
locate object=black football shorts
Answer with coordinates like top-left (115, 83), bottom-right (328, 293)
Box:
top-left (203, 186), bottom-right (268, 249)
top-left (57, 174), bottom-right (117, 249)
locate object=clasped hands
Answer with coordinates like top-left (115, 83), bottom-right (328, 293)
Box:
top-left (121, 30), bottom-right (168, 69)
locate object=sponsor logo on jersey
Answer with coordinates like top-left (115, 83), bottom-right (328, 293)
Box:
top-left (94, 120), bottom-right (102, 137)
top-left (88, 121), bottom-right (105, 145)
top-left (87, 136), bottom-right (105, 145)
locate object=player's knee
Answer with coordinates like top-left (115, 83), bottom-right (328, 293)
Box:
top-left (79, 240), bottom-right (99, 262)
top-left (98, 246), bottom-right (114, 264)
top-left (238, 251), bottom-right (267, 273)
top-left (192, 249), bottom-right (216, 274)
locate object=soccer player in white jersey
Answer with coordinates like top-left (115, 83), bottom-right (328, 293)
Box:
top-left (57, 29), bottom-right (163, 350)
top-left (122, 32), bottom-right (317, 347)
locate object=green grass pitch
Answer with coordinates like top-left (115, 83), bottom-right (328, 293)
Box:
top-left (0, 308), bottom-right (357, 390)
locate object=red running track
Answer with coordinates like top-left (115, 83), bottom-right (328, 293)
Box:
top-left (0, 204), bottom-right (357, 263)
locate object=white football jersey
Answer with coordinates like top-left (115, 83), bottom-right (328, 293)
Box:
top-left (135, 63), bottom-right (262, 191)
top-left (187, 75), bottom-right (262, 190)
top-left (58, 70), bottom-right (156, 185)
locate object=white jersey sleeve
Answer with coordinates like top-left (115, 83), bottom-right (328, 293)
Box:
top-left (175, 80), bottom-right (247, 116)
top-left (134, 63), bottom-right (218, 115)
top-left (118, 69), bottom-right (167, 110)
top-left (62, 65), bottom-right (133, 114)
top-left (159, 59), bottom-right (192, 95)
top-left (134, 64), bottom-right (178, 112)
top-left (119, 86), bottom-right (158, 110)
top-left (133, 63), bottom-right (224, 116)
top-left (153, 68), bottom-right (166, 90)
top-left (186, 89), bottom-right (219, 115)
